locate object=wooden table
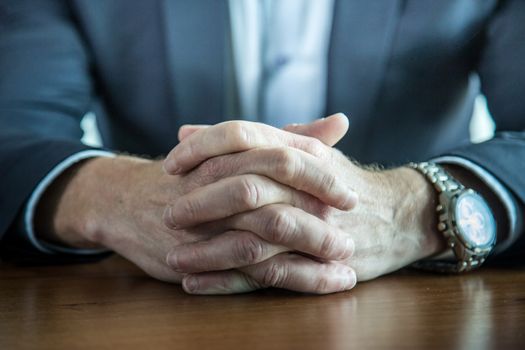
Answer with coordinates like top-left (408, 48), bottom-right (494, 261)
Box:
top-left (1, 256), bottom-right (524, 350)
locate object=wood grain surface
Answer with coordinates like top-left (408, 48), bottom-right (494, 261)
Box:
top-left (1, 256), bottom-right (524, 350)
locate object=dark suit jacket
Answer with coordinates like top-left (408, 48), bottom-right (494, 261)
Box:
top-left (1, 0), bottom-right (524, 262)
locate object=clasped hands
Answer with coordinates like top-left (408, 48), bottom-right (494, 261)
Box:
top-left (74, 114), bottom-right (443, 295)
top-left (154, 113), bottom-right (443, 294)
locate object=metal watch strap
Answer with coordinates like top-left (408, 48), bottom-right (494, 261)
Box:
top-left (409, 162), bottom-right (463, 196)
top-left (409, 162), bottom-right (488, 273)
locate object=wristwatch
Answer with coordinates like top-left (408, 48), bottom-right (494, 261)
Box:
top-left (409, 162), bottom-right (497, 273)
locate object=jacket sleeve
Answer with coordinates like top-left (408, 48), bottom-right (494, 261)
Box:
top-left (445, 0), bottom-right (525, 259)
top-left (0, 0), bottom-right (106, 262)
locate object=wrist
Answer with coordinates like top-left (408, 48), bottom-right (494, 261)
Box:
top-left (344, 164), bottom-right (446, 272)
top-left (35, 157), bottom-right (108, 249)
top-left (34, 156), bottom-right (158, 250)
top-left (383, 166), bottom-right (447, 260)
top-left (409, 162), bottom-right (499, 272)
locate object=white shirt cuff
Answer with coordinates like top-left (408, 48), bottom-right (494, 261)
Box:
top-left (432, 155), bottom-right (523, 255)
top-left (24, 150), bottom-right (116, 255)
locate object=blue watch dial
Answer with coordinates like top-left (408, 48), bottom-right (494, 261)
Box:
top-left (455, 191), bottom-right (496, 249)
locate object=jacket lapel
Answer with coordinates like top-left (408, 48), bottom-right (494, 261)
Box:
top-left (161, 0), bottom-right (401, 148)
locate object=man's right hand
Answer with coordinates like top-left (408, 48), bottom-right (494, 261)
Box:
top-left (35, 155), bottom-right (193, 282)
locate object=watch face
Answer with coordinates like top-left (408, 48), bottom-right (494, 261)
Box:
top-left (454, 191), bottom-right (496, 249)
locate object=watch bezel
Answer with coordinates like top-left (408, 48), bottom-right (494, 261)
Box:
top-left (448, 189), bottom-right (497, 253)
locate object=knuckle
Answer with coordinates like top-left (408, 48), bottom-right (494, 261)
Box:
top-left (226, 121), bottom-right (251, 149)
top-left (273, 148), bottom-right (298, 181)
top-left (261, 263), bottom-right (287, 288)
top-left (233, 234), bottom-right (266, 265)
top-left (265, 209), bottom-right (296, 243)
top-left (304, 138), bottom-right (325, 157)
top-left (185, 137), bottom-right (200, 159)
top-left (299, 195), bottom-right (334, 221)
top-left (80, 216), bottom-right (106, 246)
top-left (236, 176), bottom-right (262, 209)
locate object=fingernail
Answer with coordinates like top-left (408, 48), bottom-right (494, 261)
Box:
top-left (345, 269), bottom-right (357, 290)
top-left (340, 267), bottom-right (357, 290)
top-left (345, 190), bottom-right (359, 210)
top-left (166, 253), bottom-right (180, 271)
top-left (162, 206), bottom-right (178, 229)
top-left (344, 238), bottom-right (354, 258)
top-left (163, 158), bottom-right (180, 174)
top-left (184, 276), bottom-right (199, 293)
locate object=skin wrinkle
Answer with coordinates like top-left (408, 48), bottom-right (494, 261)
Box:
top-left (38, 115), bottom-right (450, 294)
top-left (318, 162), bottom-right (438, 281)
top-left (234, 232), bottom-right (266, 266)
top-left (186, 150), bottom-right (433, 282)
top-left (238, 175), bottom-right (263, 211)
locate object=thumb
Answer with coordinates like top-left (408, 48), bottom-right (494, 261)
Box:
top-left (283, 113), bottom-right (349, 146)
top-left (178, 113), bottom-right (350, 145)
